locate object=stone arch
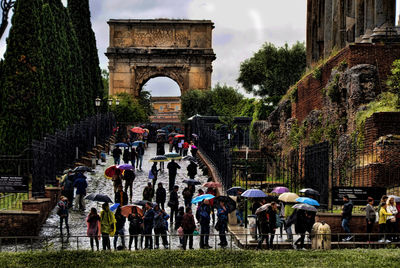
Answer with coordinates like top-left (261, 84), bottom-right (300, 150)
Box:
top-left (106, 19), bottom-right (216, 98)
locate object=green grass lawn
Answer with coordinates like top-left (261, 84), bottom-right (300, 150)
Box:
top-left (0, 249), bottom-right (400, 267)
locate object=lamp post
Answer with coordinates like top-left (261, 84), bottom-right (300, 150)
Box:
top-left (95, 97), bottom-right (101, 147)
top-left (116, 98), bottom-right (120, 106)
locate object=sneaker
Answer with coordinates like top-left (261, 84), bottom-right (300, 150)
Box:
top-left (385, 239), bottom-right (392, 243)
top-left (378, 239), bottom-right (385, 243)
top-left (347, 236), bottom-right (353, 241)
top-left (164, 245), bottom-right (169, 249)
top-left (154, 245), bottom-right (159, 249)
top-left (292, 244), bottom-right (297, 250)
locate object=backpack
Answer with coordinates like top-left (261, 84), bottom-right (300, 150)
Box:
top-left (275, 213), bottom-right (282, 228)
top-left (199, 206), bottom-right (210, 220)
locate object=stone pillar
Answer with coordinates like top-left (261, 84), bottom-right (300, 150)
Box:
top-left (355, 0), bottom-right (365, 37)
top-left (324, 0), bottom-right (333, 57)
top-left (375, 0), bottom-right (396, 27)
top-left (364, 0), bottom-right (375, 30)
top-left (306, 0), bottom-right (314, 67)
top-left (345, 0), bottom-right (356, 43)
top-left (108, 64), bottom-right (115, 96)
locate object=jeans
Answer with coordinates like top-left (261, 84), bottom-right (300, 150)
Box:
top-left (125, 182), bottom-right (133, 201)
top-left (218, 222), bottom-right (227, 246)
top-left (236, 210), bottom-right (243, 224)
top-left (128, 233), bottom-right (139, 250)
top-left (170, 207), bottom-right (178, 223)
top-left (295, 234), bottom-right (305, 248)
top-left (285, 224), bottom-right (293, 240)
top-left (74, 194), bottom-right (85, 210)
top-left (136, 156), bottom-right (143, 170)
top-left (257, 234), bottom-right (270, 249)
top-left (342, 218), bottom-right (351, 234)
top-left (89, 236), bottom-right (99, 251)
top-left (113, 228), bottom-right (125, 249)
top-left (144, 226), bottom-right (153, 249)
top-left (366, 219), bottom-right (374, 234)
top-left (183, 233), bottom-right (193, 250)
top-left (114, 157), bottom-right (120, 165)
top-left (102, 233), bottom-right (111, 250)
top-left (183, 149), bottom-right (188, 156)
top-left (169, 174), bottom-right (176, 191)
top-left (154, 227), bottom-right (168, 247)
top-left (200, 224), bottom-right (210, 248)
top-left (59, 215), bottom-right (69, 235)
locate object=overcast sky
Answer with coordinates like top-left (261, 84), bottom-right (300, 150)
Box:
top-left (2, 0), bottom-right (309, 96)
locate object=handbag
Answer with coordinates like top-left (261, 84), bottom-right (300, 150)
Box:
top-left (167, 201), bottom-right (176, 208)
top-left (148, 170), bottom-right (154, 180)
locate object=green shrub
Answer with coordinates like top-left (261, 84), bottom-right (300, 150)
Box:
top-left (313, 66), bottom-right (322, 81)
top-left (289, 87), bottom-right (298, 103)
top-left (325, 73), bottom-right (341, 103)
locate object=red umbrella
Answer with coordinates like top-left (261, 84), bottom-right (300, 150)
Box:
top-left (175, 134), bottom-right (185, 138)
top-left (104, 165), bottom-right (120, 179)
top-left (130, 127), bottom-right (145, 134)
top-left (203, 182), bottom-right (222, 188)
top-left (121, 205), bottom-right (143, 217)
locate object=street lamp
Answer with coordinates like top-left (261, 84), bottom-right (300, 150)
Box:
top-left (108, 98), bottom-right (113, 107)
top-left (116, 98), bottom-right (120, 106)
top-left (95, 97), bottom-right (101, 147)
top-left (95, 97), bottom-right (101, 108)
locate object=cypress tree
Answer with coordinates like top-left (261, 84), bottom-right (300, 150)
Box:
top-left (68, 0), bottom-right (104, 114)
top-left (0, 0), bottom-right (45, 154)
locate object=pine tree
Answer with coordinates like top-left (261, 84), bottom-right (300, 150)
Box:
top-left (68, 0), bottom-right (104, 114)
top-left (0, 0), bottom-right (45, 154)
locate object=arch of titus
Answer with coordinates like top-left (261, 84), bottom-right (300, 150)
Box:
top-left (106, 19), bottom-right (216, 97)
top-left (307, 0), bottom-right (397, 66)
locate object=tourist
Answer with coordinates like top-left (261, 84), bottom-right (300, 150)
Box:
top-left (150, 162), bottom-right (160, 187)
top-left (341, 194), bottom-right (353, 241)
top-left (156, 182), bottom-right (167, 210)
top-left (386, 196), bottom-right (398, 242)
top-left (57, 196), bottom-right (69, 236)
top-left (284, 201), bottom-right (295, 242)
top-left (256, 204), bottom-right (269, 250)
top-left (168, 185), bottom-right (179, 223)
top-left (156, 139), bottom-right (165, 170)
top-left (143, 202), bottom-right (155, 249)
top-left (183, 185), bottom-right (194, 209)
top-left (143, 182), bottom-right (155, 202)
top-left (112, 169), bottom-right (123, 193)
top-left (190, 142), bottom-right (198, 157)
top-left (123, 168), bottom-right (135, 202)
top-left (182, 140), bottom-right (189, 156)
top-left (377, 195), bottom-right (388, 219)
top-left (115, 184), bottom-right (128, 206)
top-left (167, 159), bottom-right (181, 191)
top-left (182, 207), bottom-right (196, 250)
top-left (100, 202), bottom-right (116, 250)
top-left (216, 200), bottom-right (228, 248)
top-left (168, 135), bottom-right (173, 152)
top-left (293, 210), bottom-right (314, 249)
top-left (365, 197), bottom-right (376, 239)
top-left (178, 139), bottom-right (183, 156)
top-left (206, 187), bottom-right (216, 224)
top-left (73, 172), bottom-right (88, 211)
top-left (378, 202), bottom-right (392, 243)
top-left (112, 145), bottom-right (122, 165)
top-left (128, 206), bottom-right (143, 250)
top-left (114, 206), bottom-right (126, 250)
top-left (173, 137), bottom-right (179, 153)
top-left (86, 207), bottom-right (101, 251)
top-left (196, 200), bottom-right (212, 249)
top-left (187, 160), bottom-right (197, 179)
top-left (175, 206), bottom-right (185, 247)
top-left (267, 202), bottom-right (279, 249)
top-left (143, 130), bottom-right (149, 147)
top-left (136, 143), bottom-right (145, 171)
top-left (153, 205), bottom-right (169, 249)
top-left (60, 170), bottom-right (75, 209)
top-left (236, 189), bottom-right (245, 226)
top-left (130, 146), bottom-right (137, 168)
top-left (123, 148), bottom-right (130, 164)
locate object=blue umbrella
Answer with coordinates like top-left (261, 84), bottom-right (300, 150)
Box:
top-left (191, 194), bottom-right (215, 204)
top-left (110, 203), bottom-right (120, 212)
top-left (115, 143), bottom-right (129, 148)
top-left (132, 141), bottom-right (145, 146)
top-left (241, 189), bottom-right (267, 198)
top-left (295, 197), bottom-right (320, 206)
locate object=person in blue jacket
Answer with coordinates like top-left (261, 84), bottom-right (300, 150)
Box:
top-left (73, 172), bottom-right (88, 211)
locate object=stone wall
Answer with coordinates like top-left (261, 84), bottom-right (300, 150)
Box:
top-left (364, 112), bottom-right (400, 147)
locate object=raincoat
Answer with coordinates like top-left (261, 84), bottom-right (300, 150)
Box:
top-left (100, 208), bottom-right (116, 236)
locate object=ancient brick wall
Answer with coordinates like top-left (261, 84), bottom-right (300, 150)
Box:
top-left (364, 112), bottom-right (400, 147)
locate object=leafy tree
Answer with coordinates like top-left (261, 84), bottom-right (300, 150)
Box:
top-left (180, 89), bottom-right (210, 121)
top-left (0, 0), bottom-right (44, 154)
top-left (110, 93), bottom-right (149, 124)
top-left (237, 42), bottom-right (306, 106)
top-left (387, 59), bottom-right (400, 108)
top-left (139, 90), bottom-right (154, 117)
top-left (0, 0), bottom-right (15, 40)
top-left (101, 69), bottom-right (109, 94)
top-left (68, 0), bottom-right (104, 113)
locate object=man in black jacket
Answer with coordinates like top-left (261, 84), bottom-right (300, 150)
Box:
top-left (341, 194), bottom-right (353, 241)
top-left (167, 160), bottom-right (181, 191)
top-left (169, 185), bottom-right (179, 223)
top-left (156, 182), bottom-right (166, 210)
top-left (143, 202), bottom-right (155, 249)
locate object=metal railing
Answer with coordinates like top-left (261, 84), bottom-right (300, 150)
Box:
top-left (0, 232), bottom-right (399, 252)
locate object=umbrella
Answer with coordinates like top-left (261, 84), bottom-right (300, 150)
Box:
top-left (271, 186), bottom-right (289, 194)
top-left (132, 141), bottom-right (145, 146)
top-left (214, 196), bottom-right (236, 212)
top-left (164, 152), bottom-right (182, 160)
top-left (203, 182), bottom-right (222, 188)
top-left (175, 134), bottom-right (185, 138)
top-left (226, 187), bottom-right (246, 196)
top-left (168, 132), bottom-right (178, 137)
top-left (191, 133), bottom-right (198, 138)
top-left (156, 133), bottom-right (167, 137)
top-left (110, 203), bottom-right (120, 212)
top-left (85, 193), bottom-right (113, 203)
top-left (157, 129), bottom-right (166, 133)
top-left (117, 164), bottom-right (134, 170)
top-left (121, 205), bottom-right (143, 217)
top-left (388, 195), bottom-right (400, 203)
top-left (130, 127), bottom-right (145, 134)
top-left (241, 189), bottom-right (267, 198)
top-left (299, 188), bottom-right (320, 196)
top-left (114, 143), bottom-right (129, 148)
top-left (292, 203), bottom-right (318, 212)
top-left (255, 203), bottom-right (271, 214)
top-left (278, 192), bottom-right (299, 203)
top-left (183, 179), bottom-right (201, 185)
top-left (105, 165), bottom-right (119, 179)
top-left (73, 166), bottom-right (92, 173)
top-left (183, 156), bottom-right (196, 162)
top-left (296, 197), bottom-right (320, 206)
top-left (191, 194), bottom-right (215, 204)
top-left (132, 200), bottom-right (151, 206)
top-left (191, 145), bottom-right (197, 149)
top-left (149, 155), bottom-right (168, 162)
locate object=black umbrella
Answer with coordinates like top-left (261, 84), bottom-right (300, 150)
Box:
top-left (133, 200), bottom-right (152, 206)
top-left (73, 166), bottom-right (92, 173)
top-left (183, 155), bottom-right (197, 162)
top-left (85, 193), bottom-right (113, 203)
top-left (168, 132), bottom-right (179, 137)
top-left (183, 179), bottom-right (201, 185)
top-left (226, 187), bottom-right (246, 196)
top-left (292, 203), bottom-right (318, 212)
top-left (299, 188), bottom-right (320, 196)
top-left (157, 129), bottom-right (166, 133)
top-left (214, 196), bottom-right (237, 212)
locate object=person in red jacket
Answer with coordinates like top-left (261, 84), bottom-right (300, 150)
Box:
top-left (182, 207), bottom-right (196, 250)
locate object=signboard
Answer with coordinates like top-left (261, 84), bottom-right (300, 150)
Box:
top-left (0, 176), bottom-right (29, 193)
top-left (332, 187), bottom-right (386, 205)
